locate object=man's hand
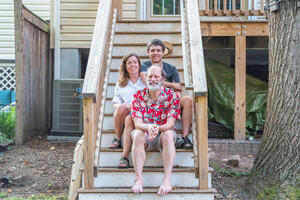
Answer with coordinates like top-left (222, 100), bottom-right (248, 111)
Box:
top-left (163, 81), bottom-right (182, 92)
top-left (147, 124), bottom-right (159, 141)
top-left (125, 103), bottom-right (132, 112)
top-left (172, 83), bottom-right (182, 92)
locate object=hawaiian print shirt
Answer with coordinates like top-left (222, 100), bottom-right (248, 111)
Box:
top-left (131, 87), bottom-right (181, 125)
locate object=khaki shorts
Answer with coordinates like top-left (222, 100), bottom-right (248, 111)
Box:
top-left (131, 129), bottom-right (176, 151)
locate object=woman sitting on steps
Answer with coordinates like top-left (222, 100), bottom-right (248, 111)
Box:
top-left (110, 53), bottom-right (145, 155)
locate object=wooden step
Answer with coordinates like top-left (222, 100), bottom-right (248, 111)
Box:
top-left (114, 34), bottom-right (181, 44)
top-left (110, 58), bottom-right (183, 70)
top-left (115, 31), bottom-right (181, 35)
top-left (102, 115), bottom-right (183, 130)
top-left (108, 70), bottom-right (185, 84)
top-left (113, 43), bottom-right (182, 46)
top-left (98, 148), bottom-right (194, 168)
top-left (89, 167), bottom-right (211, 188)
top-left (100, 130), bottom-right (193, 149)
top-left (110, 68), bottom-right (184, 72)
top-left (78, 187), bottom-right (216, 200)
top-left (112, 45), bottom-right (182, 57)
top-left (117, 20), bottom-right (181, 23)
top-left (105, 85), bottom-right (191, 100)
top-left (115, 22), bottom-right (181, 32)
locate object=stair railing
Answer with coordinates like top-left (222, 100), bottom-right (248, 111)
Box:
top-left (199, 0), bottom-right (265, 16)
top-left (181, 0), bottom-right (209, 190)
top-left (81, 0), bottom-right (122, 190)
top-left (93, 8), bottom-right (118, 175)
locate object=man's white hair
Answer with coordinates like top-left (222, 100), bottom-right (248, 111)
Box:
top-left (146, 65), bottom-right (167, 79)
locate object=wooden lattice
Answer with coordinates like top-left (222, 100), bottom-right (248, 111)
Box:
top-left (0, 64), bottom-right (15, 90)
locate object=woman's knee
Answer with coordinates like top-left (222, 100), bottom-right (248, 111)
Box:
top-left (125, 115), bottom-right (134, 127)
top-left (180, 96), bottom-right (193, 108)
top-left (114, 104), bottom-right (128, 117)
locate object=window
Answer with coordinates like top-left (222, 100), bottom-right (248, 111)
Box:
top-left (152, 0), bottom-right (180, 15)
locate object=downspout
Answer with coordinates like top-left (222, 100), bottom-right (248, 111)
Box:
top-left (140, 0), bottom-right (146, 20)
top-left (54, 0), bottom-right (60, 79)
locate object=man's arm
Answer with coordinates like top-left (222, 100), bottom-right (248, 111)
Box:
top-left (140, 72), bottom-right (147, 85)
top-left (163, 81), bottom-right (182, 91)
top-left (158, 117), bottom-right (176, 132)
top-left (134, 118), bottom-right (159, 141)
top-left (134, 118), bottom-right (149, 131)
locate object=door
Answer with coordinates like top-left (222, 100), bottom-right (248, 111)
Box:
top-left (146, 0), bottom-right (181, 20)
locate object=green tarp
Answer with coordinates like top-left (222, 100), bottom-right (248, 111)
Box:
top-left (205, 59), bottom-right (268, 134)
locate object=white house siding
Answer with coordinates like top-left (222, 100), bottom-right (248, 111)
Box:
top-left (122, 0), bottom-right (137, 20)
top-left (60, 0), bottom-right (137, 49)
top-left (60, 0), bottom-right (99, 48)
top-left (0, 0), bottom-right (50, 61)
top-left (0, 0), bottom-right (15, 60)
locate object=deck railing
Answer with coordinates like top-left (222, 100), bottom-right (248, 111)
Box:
top-left (199, 0), bottom-right (265, 16)
top-left (81, 0), bottom-right (122, 190)
top-left (181, 0), bottom-right (209, 189)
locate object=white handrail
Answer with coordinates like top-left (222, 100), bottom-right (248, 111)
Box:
top-left (82, 0), bottom-right (112, 98)
top-left (186, 0), bottom-right (208, 96)
top-left (180, 0), bottom-right (193, 89)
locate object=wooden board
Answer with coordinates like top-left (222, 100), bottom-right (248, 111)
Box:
top-left (83, 98), bottom-right (95, 189)
top-left (196, 96), bottom-right (208, 189)
top-left (242, 23), bottom-right (269, 36)
top-left (186, 0), bottom-right (207, 96)
top-left (201, 22), bottom-right (239, 36)
top-left (14, 2), bottom-right (51, 144)
top-left (234, 36), bottom-right (246, 140)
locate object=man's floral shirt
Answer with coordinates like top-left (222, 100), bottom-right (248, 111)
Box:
top-left (131, 87), bottom-right (181, 125)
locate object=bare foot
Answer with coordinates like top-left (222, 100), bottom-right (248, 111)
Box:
top-left (132, 179), bottom-right (143, 194)
top-left (157, 179), bottom-right (173, 195)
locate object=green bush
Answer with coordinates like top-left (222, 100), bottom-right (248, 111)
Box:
top-left (0, 106), bottom-right (16, 143)
top-left (1, 194), bottom-right (67, 200)
top-left (257, 177), bottom-right (300, 200)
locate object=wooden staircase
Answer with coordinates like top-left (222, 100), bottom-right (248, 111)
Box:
top-left (69, 0), bottom-right (215, 199)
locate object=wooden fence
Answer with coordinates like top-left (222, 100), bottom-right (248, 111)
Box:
top-left (14, 0), bottom-right (52, 144)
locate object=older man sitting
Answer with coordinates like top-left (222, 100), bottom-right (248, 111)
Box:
top-left (130, 65), bottom-right (180, 195)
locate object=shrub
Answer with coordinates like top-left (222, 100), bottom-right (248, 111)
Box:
top-left (0, 106), bottom-right (16, 143)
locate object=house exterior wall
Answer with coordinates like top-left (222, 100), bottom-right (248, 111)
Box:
top-left (0, 0), bottom-right (50, 61)
top-left (122, 0), bottom-right (137, 20)
top-left (59, 0), bottom-right (137, 49)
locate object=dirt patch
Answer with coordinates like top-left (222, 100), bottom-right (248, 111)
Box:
top-left (0, 136), bottom-right (75, 197)
top-left (210, 150), bottom-right (255, 199)
top-left (0, 137), bottom-right (254, 199)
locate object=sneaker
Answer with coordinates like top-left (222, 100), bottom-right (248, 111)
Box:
top-left (182, 137), bottom-right (193, 149)
top-left (175, 138), bottom-right (184, 149)
top-left (109, 137), bottom-right (122, 149)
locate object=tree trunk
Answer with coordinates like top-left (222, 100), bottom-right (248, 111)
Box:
top-left (245, 0), bottom-right (300, 197)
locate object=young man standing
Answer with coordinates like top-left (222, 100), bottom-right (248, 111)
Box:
top-left (140, 39), bottom-right (193, 149)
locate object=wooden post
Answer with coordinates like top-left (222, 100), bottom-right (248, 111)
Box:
top-left (214, 0), bottom-right (218, 15)
top-left (14, 0), bottom-right (25, 145)
top-left (223, 0), bottom-right (227, 14)
top-left (234, 35), bottom-right (246, 140)
top-left (197, 96), bottom-right (208, 189)
top-left (83, 98), bottom-right (94, 189)
top-left (112, 0), bottom-right (122, 21)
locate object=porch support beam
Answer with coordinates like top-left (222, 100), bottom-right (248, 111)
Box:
top-left (234, 34), bottom-right (246, 140)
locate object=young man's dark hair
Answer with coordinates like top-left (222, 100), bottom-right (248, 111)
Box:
top-left (147, 39), bottom-right (165, 52)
